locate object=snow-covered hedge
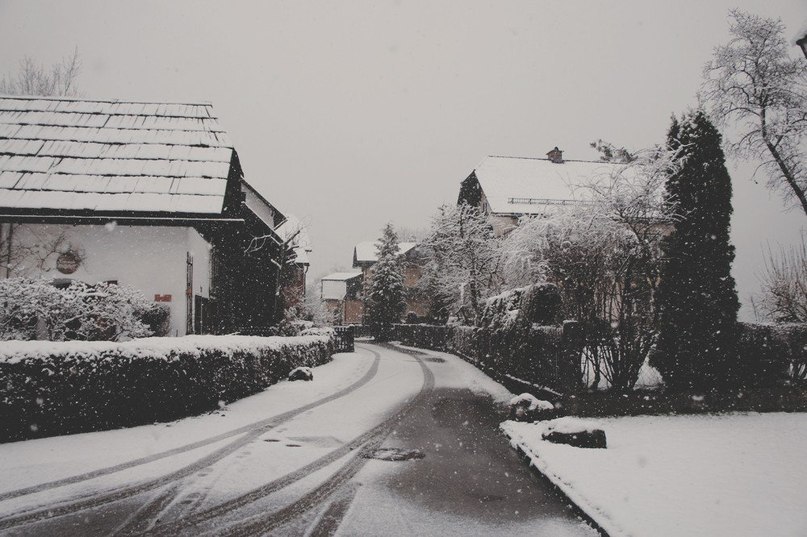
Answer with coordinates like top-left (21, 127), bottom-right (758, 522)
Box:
top-left (0, 331), bottom-right (335, 442)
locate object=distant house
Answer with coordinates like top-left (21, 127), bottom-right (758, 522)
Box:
top-left (352, 240), bottom-right (429, 322)
top-left (276, 215), bottom-right (312, 311)
top-left (458, 147), bottom-right (622, 236)
top-left (320, 271), bottom-right (363, 325)
top-left (0, 95), bottom-right (286, 336)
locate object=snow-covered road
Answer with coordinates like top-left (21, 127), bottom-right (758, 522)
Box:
top-left (0, 343), bottom-right (595, 536)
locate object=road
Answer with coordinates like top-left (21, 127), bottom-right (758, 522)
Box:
top-left (0, 343), bottom-right (596, 537)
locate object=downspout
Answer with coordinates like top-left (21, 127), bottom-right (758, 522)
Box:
top-left (3, 223), bottom-right (13, 278)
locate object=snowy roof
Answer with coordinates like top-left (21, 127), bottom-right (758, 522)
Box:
top-left (276, 214), bottom-right (312, 266)
top-left (353, 241), bottom-right (417, 265)
top-left (470, 156), bottom-right (623, 215)
top-left (0, 95), bottom-right (235, 214)
top-left (321, 271), bottom-right (362, 282)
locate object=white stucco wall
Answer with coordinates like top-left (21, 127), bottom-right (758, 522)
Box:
top-left (3, 223), bottom-right (213, 336)
top-left (321, 279), bottom-right (347, 300)
top-left (187, 227), bottom-right (212, 300)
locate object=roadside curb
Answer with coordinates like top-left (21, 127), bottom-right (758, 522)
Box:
top-left (499, 425), bottom-right (617, 537)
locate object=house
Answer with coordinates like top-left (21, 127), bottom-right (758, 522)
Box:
top-left (276, 214), bottom-right (312, 312)
top-left (0, 95), bottom-right (286, 336)
top-left (320, 271), bottom-right (363, 325)
top-left (352, 240), bottom-right (429, 322)
top-left (458, 147), bottom-right (623, 236)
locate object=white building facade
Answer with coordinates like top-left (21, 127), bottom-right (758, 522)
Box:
top-left (0, 96), bottom-right (286, 336)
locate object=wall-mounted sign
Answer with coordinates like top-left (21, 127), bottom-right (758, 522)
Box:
top-left (56, 252), bottom-right (81, 275)
top-left (155, 294), bottom-right (172, 302)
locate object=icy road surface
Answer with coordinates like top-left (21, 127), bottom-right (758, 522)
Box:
top-left (0, 343), bottom-right (595, 536)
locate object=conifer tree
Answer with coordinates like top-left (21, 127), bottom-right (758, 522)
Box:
top-left (365, 223), bottom-right (405, 340)
top-left (654, 110), bottom-right (739, 391)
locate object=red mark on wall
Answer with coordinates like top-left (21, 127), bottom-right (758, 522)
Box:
top-left (154, 294), bottom-right (172, 302)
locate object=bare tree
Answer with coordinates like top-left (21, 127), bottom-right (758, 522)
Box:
top-left (0, 224), bottom-right (84, 278)
top-left (702, 9), bottom-right (807, 215)
top-left (0, 47), bottom-right (82, 97)
top-left (1, 49), bottom-right (83, 277)
top-left (755, 235), bottom-right (807, 323)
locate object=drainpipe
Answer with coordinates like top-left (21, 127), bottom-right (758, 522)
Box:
top-left (2, 223), bottom-right (13, 278)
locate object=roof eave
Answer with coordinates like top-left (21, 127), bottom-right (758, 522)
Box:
top-left (0, 211), bottom-right (245, 226)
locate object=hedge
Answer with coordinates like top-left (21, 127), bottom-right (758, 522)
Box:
top-left (393, 321), bottom-right (807, 396)
top-left (0, 331), bottom-right (335, 442)
top-left (736, 322), bottom-right (807, 386)
top-left (392, 322), bottom-right (580, 395)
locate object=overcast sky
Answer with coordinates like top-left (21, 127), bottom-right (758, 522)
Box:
top-left (0, 0), bottom-right (804, 319)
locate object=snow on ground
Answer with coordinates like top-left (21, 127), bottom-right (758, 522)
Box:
top-left (0, 350), bottom-right (374, 495)
top-left (502, 413), bottom-right (807, 537)
top-left (541, 417), bottom-right (605, 435)
top-left (394, 344), bottom-right (513, 403)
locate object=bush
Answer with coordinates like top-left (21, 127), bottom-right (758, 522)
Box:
top-left (736, 322), bottom-right (807, 386)
top-left (478, 283), bottom-right (562, 329)
top-left (0, 330), bottom-right (335, 442)
top-left (139, 302), bottom-right (170, 337)
top-left (0, 278), bottom-right (157, 342)
top-left (522, 283), bottom-right (562, 325)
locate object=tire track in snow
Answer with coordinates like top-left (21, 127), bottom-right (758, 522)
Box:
top-left (0, 347), bottom-right (381, 532)
top-left (152, 345), bottom-right (435, 537)
top-left (0, 348), bottom-right (379, 504)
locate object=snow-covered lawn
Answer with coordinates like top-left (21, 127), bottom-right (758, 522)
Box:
top-left (502, 413), bottom-right (807, 537)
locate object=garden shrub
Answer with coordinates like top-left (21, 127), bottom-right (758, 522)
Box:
top-left (0, 330), bottom-right (335, 442)
top-left (0, 278), bottom-right (157, 342)
top-left (736, 322), bottom-right (807, 386)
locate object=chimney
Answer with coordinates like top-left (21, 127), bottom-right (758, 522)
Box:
top-left (547, 146), bottom-right (564, 164)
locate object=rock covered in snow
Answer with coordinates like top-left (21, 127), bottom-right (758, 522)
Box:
top-left (288, 366), bottom-right (313, 381)
top-left (541, 417), bottom-right (607, 448)
top-left (508, 392), bottom-right (554, 421)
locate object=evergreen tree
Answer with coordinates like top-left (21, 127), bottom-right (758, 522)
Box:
top-left (365, 223), bottom-right (405, 340)
top-left (653, 111), bottom-right (739, 391)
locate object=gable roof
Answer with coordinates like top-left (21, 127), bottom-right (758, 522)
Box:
top-left (467, 155), bottom-right (626, 216)
top-left (353, 240), bottom-right (418, 266)
top-left (321, 271), bottom-right (362, 282)
top-left (0, 95), bottom-right (235, 215)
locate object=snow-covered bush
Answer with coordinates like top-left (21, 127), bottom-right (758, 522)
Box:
top-left (541, 417), bottom-right (607, 448)
top-left (288, 366), bottom-right (313, 381)
top-left (478, 283), bottom-right (562, 330)
top-left (267, 308), bottom-right (316, 337)
top-left (420, 204), bottom-right (503, 325)
top-left (0, 278), bottom-right (156, 342)
top-left (0, 277), bottom-right (64, 340)
top-left (0, 332), bottom-right (335, 441)
top-left (508, 393), bottom-right (554, 421)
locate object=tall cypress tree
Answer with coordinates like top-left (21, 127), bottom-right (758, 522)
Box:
top-left (365, 223), bottom-right (405, 340)
top-left (654, 110), bottom-right (739, 392)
